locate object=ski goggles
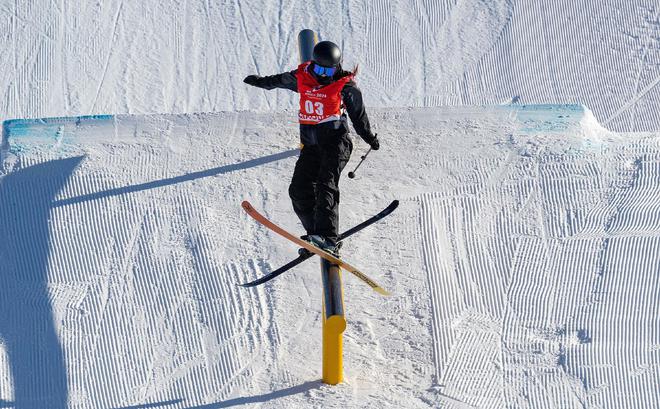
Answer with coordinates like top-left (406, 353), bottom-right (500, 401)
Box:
top-left (313, 63), bottom-right (336, 77)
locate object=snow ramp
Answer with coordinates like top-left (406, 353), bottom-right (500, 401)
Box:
top-left (0, 105), bottom-right (658, 408)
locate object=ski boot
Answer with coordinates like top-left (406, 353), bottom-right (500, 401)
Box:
top-left (307, 234), bottom-right (341, 257)
top-left (298, 235), bottom-right (313, 257)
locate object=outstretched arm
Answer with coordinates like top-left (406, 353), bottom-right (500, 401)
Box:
top-left (342, 82), bottom-right (379, 150)
top-left (244, 70), bottom-right (298, 92)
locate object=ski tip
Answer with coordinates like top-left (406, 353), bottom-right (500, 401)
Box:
top-left (384, 200), bottom-right (399, 212)
top-left (238, 279), bottom-right (260, 288)
top-left (241, 201), bottom-right (253, 212)
top-left (375, 287), bottom-right (391, 296)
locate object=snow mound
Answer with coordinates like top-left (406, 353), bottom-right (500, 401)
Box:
top-left (1, 0), bottom-right (657, 132)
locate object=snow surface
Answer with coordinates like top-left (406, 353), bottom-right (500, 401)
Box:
top-left (1, 105), bottom-right (659, 408)
top-left (1, 1), bottom-right (660, 408)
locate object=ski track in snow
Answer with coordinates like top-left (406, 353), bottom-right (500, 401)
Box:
top-left (0, 1), bottom-right (658, 131)
top-left (0, 106), bottom-right (659, 408)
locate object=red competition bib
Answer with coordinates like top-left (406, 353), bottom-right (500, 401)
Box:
top-left (295, 62), bottom-right (354, 125)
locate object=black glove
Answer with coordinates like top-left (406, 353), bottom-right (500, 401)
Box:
top-left (368, 134), bottom-right (380, 151)
top-left (243, 75), bottom-right (260, 86)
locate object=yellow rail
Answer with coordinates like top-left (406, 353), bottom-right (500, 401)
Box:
top-left (321, 261), bottom-right (346, 385)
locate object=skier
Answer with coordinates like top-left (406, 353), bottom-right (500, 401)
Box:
top-left (243, 40), bottom-right (380, 254)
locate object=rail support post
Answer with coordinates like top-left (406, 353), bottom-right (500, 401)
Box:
top-left (321, 259), bottom-right (346, 385)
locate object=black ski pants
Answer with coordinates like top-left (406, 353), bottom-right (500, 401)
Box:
top-left (288, 133), bottom-right (353, 244)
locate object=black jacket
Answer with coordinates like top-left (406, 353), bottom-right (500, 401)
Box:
top-left (248, 69), bottom-right (377, 146)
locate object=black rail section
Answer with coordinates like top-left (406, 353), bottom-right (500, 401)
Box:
top-left (321, 259), bottom-right (344, 318)
top-left (298, 29), bottom-right (318, 63)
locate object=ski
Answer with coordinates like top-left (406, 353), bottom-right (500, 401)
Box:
top-left (240, 200), bottom-right (399, 288)
top-left (241, 201), bottom-right (396, 296)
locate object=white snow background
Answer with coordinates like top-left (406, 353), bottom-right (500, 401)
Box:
top-left (0, 1), bottom-right (659, 408)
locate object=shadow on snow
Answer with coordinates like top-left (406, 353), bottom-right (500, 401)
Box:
top-left (0, 156), bottom-right (83, 409)
top-left (52, 149), bottom-right (299, 207)
top-left (0, 149), bottom-right (297, 407)
top-left (184, 381), bottom-right (323, 408)
top-left (111, 398), bottom-right (185, 409)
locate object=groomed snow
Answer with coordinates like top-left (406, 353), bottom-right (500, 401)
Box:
top-left (1, 0), bottom-right (659, 408)
top-left (0, 1), bottom-right (658, 131)
top-left (1, 105), bottom-right (658, 408)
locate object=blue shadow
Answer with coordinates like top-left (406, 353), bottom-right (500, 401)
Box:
top-left (0, 156), bottom-right (84, 409)
top-left (0, 149), bottom-right (297, 406)
top-left (183, 381), bottom-right (322, 408)
top-left (52, 149), bottom-right (299, 208)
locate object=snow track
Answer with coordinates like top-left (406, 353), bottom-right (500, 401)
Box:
top-left (1, 105), bottom-right (658, 407)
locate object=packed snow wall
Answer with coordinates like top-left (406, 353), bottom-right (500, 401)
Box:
top-left (0, 105), bottom-right (658, 408)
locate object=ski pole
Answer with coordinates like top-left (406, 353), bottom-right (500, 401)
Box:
top-left (347, 147), bottom-right (373, 179)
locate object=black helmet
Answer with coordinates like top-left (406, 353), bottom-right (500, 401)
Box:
top-left (312, 41), bottom-right (341, 67)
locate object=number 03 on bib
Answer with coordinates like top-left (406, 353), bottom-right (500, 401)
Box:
top-left (295, 61), bottom-right (354, 125)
